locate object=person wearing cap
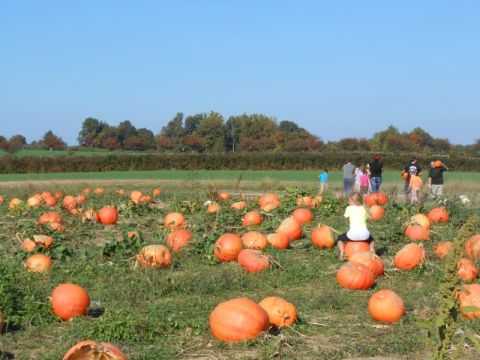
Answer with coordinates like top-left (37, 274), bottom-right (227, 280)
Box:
top-left (368, 153), bottom-right (383, 193)
top-left (428, 160), bottom-right (448, 196)
top-left (402, 158), bottom-right (422, 194)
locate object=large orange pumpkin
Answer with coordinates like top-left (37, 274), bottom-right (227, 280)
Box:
top-left (428, 207), bottom-right (449, 223)
top-left (259, 296), bottom-right (297, 328)
top-left (62, 341), bottom-right (127, 360)
top-left (27, 195), bottom-right (42, 207)
top-left (167, 229), bottom-right (192, 252)
top-left (364, 193), bottom-right (388, 206)
top-left (368, 205), bottom-right (385, 221)
top-left (241, 231), bottom-right (268, 250)
top-left (62, 195), bottom-right (77, 211)
top-left (136, 245), bottom-right (172, 268)
top-left (368, 289), bottom-right (405, 323)
top-left (394, 243), bottom-right (425, 270)
top-left (26, 254), bottom-right (53, 272)
top-left (209, 298), bottom-right (269, 342)
top-left (51, 283), bottom-right (90, 321)
top-left (457, 258), bottom-right (478, 282)
top-left (130, 190), bottom-right (143, 204)
top-left (409, 213), bottom-right (431, 229)
top-left (39, 211), bottom-right (63, 225)
top-left (231, 201), bottom-right (247, 211)
top-left (277, 217), bottom-right (302, 241)
top-left (435, 242), bottom-right (452, 259)
top-left (404, 225), bottom-right (430, 241)
top-left (237, 249), bottom-right (270, 272)
top-left (336, 262), bottom-right (375, 290)
top-left (8, 198), bottom-right (23, 209)
top-left (259, 193), bottom-right (281, 212)
top-left (465, 234), bottom-right (480, 260)
top-left (456, 284), bottom-right (480, 319)
top-left (98, 206), bottom-right (118, 225)
top-left (242, 211), bottom-right (263, 227)
top-left (344, 241), bottom-right (370, 259)
top-left (164, 212), bottom-right (185, 229)
top-left (44, 195), bottom-right (57, 207)
top-left (349, 252), bottom-right (384, 278)
top-left (266, 233), bottom-right (290, 250)
top-left (214, 233), bottom-right (244, 262)
top-left (311, 225), bottom-right (335, 249)
top-left (292, 208), bottom-right (313, 224)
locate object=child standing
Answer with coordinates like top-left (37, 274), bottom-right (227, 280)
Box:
top-left (319, 166), bottom-right (329, 193)
top-left (409, 172), bottom-right (423, 205)
top-left (336, 192), bottom-right (375, 260)
top-left (359, 167), bottom-right (370, 195)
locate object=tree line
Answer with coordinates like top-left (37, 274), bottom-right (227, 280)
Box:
top-left (1, 112), bottom-right (480, 156)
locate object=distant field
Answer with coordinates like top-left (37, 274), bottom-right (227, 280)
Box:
top-left (0, 169), bottom-right (478, 184)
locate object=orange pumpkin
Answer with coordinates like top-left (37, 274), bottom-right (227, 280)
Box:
top-left (44, 195), bottom-right (57, 207)
top-left (349, 252), bottom-right (384, 278)
top-left (167, 229), bottom-right (192, 252)
top-left (81, 209), bottom-right (100, 224)
top-left (465, 234), bottom-right (480, 260)
top-left (62, 195), bottom-right (77, 211)
top-left (336, 262), bottom-right (375, 290)
top-left (130, 190), bottom-right (143, 204)
top-left (237, 249), bottom-right (270, 272)
top-left (209, 298), bottom-right (269, 342)
top-left (368, 205), bottom-right (385, 221)
top-left (26, 254), bottom-right (53, 273)
top-left (51, 283), bottom-right (90, 321)
top-left (292, 208), bottom-right (313, 224)
top-left (241, 231), bottom-right (268, 250)
top-left (259, 193), bottom-right (281, 212)
top-left (27, 195), bottom-right (42, 207)
top-left (22, 235), bottom-right (54, 252)
top-left (368, 289), bottom-right (405, 323)
top-left (21, 238), bottom-right (36, 252)
top-left (428, 207), bottom-right (449, 223)
top-left (364, 193), bottom-right (387, 206)
top-left (136, 245), bottom-right (172, 268)
top-left (266, 233), bottom-right (290, 250)
top-left (456, 284), bottom-right (480, 319)
top-left (434, 160), bottom-right (443, 168)
top-left (98, 206), bottom-right (118, 225)
top-left (48, 222), bottom-right (65, 232)
top-left (94, 187), bottom-right (105, 195)
top-left (214, 233), bottom-right (244, 262)
top-left (8, 198), bottom-right (23, 209)
top-left (62, 341), bottom-right (127, 360)
top-left (82, 187), bottom-right (91, 194)
top-left (394, 243), bottom-right (425, 270)
top-left (76, 193), bottom-right (87, 205)
top-left (259, 296), bottom-right (297, 328)
top-left (435, 242), bottom-right (452, 259)
top-left (242, 211), bottom-right (263, 227)
top-left (401, 171), bottom-right (409, 180)
top-left (152, 188), bottom-right (161, 197)
top-left (218, 192), bottom-right (230, 201)
top-left (207, 202), bottom-right (221, 213)
top-left (296, 196), bottom-right (314, 207)
top-left (0, 194), bottom-right (4, 204)
top-left (231, 201), bottom-right (247, 211)
top-left (409, 213), bottom-right (431, 229)
top-left (311, 225), bottom-right (335, 249)
top-left (277, 217), bottom-right (302, 241)
top-left (38, 211), bottom-right (63, 225)
top-left (141, 195), bottom-right (153, 204)
top-left (457, 258), bottom-right (478, 282)
top-left (404, 225), bottom-right (430, 241)
top-left (164, 212), bottom-right (185, 229)
top-left (344, 241), bottom-right (370, 259)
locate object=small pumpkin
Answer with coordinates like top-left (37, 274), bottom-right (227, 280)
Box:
top-left (349, 252), bottom-right (384, 278)
top-left (434, 160), bottom-right (443, 168)
top-left (368, 205), bottom-right (385, 221)
top-left (94, 187), bottom-right (105, 195)
top-left (207, 202), bottom-right (221, 213)
top-left (404, 225), bottom-right (430, 241)
top-left (465, 234), bottom-right (480, 260)
top-left (296, 196), bottom-right (314, 207)
top-left (456, 284), bottom-right (480, 319)
top-left (62, 341), bottom-right (127, 360)
top-left (130, 190), bottom-right (143, 204)
top-left (214, 233), bottom-right (243, 262)
top-left (457, 258), bottom-right (478, 282)
top-left (435, 242), bottom-right (452, 259)
top-left (51, 283), bottom-right (90, 321)
top-left (8, 198), bottom-right (23, 209)
top-left (237, 249), bottom-right (270, 272)
top-left (336, 262), bottom-right (375, 290)
top-left (428, 207), bottom-right (449, 223)
top-left (292, 208), bottom-right (313, 224)
top-left (26, 254), bottom-right (53, 273)
top-left (136, 245), bottom-right (172, 268)
top-left (167, 229), bottom-right (192, 252)
top-left (394, 243), bottom-right (425, 270)
top-left (39, 211), bottom-right (63, 225)
top-left (409, 213), bottom-right (431, 229)
top-left (344, 241), bottom-right (370, 259)
top-left (242, 211), bottom-right (263, 227)
top-left (209, 298), bottom-right (269, 342)
top-left (98, 206), bottom-right (118, 225)
top-left (259, 296), bottom-right (297, 328)
top-left (311, 225), bottom-right (335, 249)
top-left (164, 212), bottom-right (185, 229)
top-left (242, 231), bottom-right (268, 250)
top-left (152, 188), bottom-right (161, 197)
top-left (231, 201), bottom-right (247, 211)
top-left (218, 192), bottom-right (230, 201)
top-left (266, 233), bottom-right (290, 250)
top-left (368, 289), bottom-right (405, 323)
top-left (27, 195), bottom-right (42, 207)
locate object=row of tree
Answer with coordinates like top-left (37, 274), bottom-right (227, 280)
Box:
top-left (1, 112), bottom-right (480, 155)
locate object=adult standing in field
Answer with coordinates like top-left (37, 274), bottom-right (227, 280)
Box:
top-left (402, 158), bottom-right (422, 194)
top-left (368, 153), bottom-right (383, 193)
top-left (342, 160), bottom-right (355, 197)
top-left (428, 160), bottom-right (449, 197)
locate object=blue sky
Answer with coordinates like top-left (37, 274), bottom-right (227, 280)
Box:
top-left (0, 0), bottom-right (479, 145)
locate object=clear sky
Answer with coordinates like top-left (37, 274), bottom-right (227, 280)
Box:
top-left (1, 0), bottom-right (479, 145)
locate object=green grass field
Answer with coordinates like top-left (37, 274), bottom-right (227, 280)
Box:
top-left (1, 184), bottom-right (480, 359)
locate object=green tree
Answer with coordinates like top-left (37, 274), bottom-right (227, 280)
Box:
top-left (184, 113), bottom-right (206, 135)
top-left (0, 135), bottom-right (25, 154)
top-left (117, 120), bottom-right (138, 144)
top-left (193, 111), bottom-right (225, 152)
top-left (78, 117), bottom-right (108, 146)
top-left (40, 130), bottom-right (67, 150)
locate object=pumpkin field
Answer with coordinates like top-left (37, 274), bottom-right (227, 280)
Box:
top-left (1, 181), bottom-right (480, 359)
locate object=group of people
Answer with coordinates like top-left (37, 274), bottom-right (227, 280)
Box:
top-left (320, 155), bottom-right (449, 260)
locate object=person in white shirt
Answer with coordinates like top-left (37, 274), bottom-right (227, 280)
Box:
top-left (336, 192), bottom-right (375, 260)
